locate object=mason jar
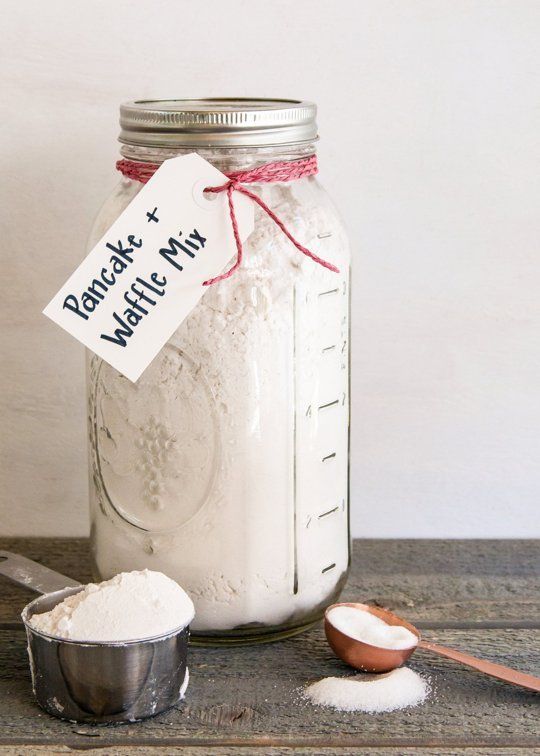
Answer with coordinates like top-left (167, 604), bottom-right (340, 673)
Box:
top-left (87, 99), bottom-right (350, 643)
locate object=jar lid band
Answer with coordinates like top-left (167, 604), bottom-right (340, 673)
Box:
top-left (119, 98), bottom-right (318, 148)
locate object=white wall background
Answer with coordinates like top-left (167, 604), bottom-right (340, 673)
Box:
top-left (2, 0), bottom-right (539, 538)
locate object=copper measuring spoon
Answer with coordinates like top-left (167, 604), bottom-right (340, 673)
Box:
top-left (324, 602), bottom-right (540, 693)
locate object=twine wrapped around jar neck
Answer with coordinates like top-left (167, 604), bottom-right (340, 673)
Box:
top-left (116, 155), bottom-right (339, 285)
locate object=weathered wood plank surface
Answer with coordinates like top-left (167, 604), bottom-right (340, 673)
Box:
top-left (0, 627), bottom-right (538, 750)
top-left (1, 538), bottom-right (538, 626)
top-left (0, 750), bottom-right (537, 756)
top-left (0, 538), bottom-right (538, 753)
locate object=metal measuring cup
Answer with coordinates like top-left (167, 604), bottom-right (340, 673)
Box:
top-left (0, 551), bottom-right (190, 724)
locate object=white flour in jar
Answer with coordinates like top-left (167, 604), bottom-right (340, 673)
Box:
top-left (88, 176), bottom-right (350, 633)
top-left (28, 570), bottom-right (194, 642)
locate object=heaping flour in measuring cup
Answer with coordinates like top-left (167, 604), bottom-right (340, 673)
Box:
top-left (28, 570), bottom-right (194, 642)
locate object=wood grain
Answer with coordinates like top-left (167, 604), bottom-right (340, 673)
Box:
top-left (0, 750), bottom-right (537, 756)
top-left (0, 538), bottom-right (538, 752)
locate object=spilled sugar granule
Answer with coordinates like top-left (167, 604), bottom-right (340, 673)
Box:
top-left (304, 667), bottom-right (430, 713)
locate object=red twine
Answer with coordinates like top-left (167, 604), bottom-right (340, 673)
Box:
top-left (116, 155), bottom-right (339, 285)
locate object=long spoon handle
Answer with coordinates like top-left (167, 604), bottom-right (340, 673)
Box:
top-left (418, 639), bottom-right (540, 693)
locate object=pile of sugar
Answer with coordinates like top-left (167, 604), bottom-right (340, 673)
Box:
top-left (304, 668), bottom-right (429, 713)
top-left (328, 606), bottom-right (418, 650)
top-left (28, 570), bottom-right (195, 642)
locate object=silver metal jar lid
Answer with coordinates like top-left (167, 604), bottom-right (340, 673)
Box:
top-left (119, 98), bottom-right (318, 148)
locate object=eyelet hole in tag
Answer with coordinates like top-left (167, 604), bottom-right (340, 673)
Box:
top-left (192, 178), bottom-right (220, 210)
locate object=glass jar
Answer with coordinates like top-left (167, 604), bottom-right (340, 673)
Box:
top-left (87, 99), bottom-right (350, 643)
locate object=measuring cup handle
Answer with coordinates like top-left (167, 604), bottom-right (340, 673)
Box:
top-left (0, 551), bottom-right (81, 595)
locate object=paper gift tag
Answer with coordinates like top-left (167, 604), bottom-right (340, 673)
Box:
top-left (44, 154), bottom-right (254, 381)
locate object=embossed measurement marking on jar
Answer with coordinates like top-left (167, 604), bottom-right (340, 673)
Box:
top-left (318, 506), bottom-right (340, 520)
top-left (318, 399), bottom-right (340, 411)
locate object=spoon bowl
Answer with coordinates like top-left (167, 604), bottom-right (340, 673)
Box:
top-left (324, 601), bottom-right (540, 693)
top-left (325, 602), bottom-right (419, 673)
